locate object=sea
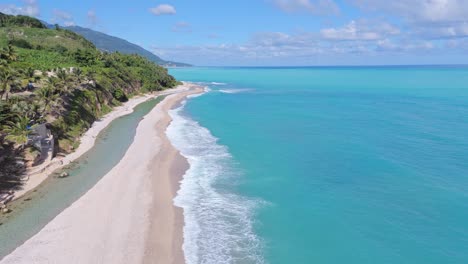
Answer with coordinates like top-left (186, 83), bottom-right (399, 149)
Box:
top-left (167, 66), bottom-right (468, 264)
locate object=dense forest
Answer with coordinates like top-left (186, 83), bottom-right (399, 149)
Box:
top-left (0, 12), bottom-right (178, 188)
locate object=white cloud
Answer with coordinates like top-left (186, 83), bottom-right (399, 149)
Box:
top-left (0, 0), bottom-right (39, 17)
top-left (376, 39), bottom-right (434, 52)
top-left (321, 20), bottom-right (400, 41)
top-left (87, 10), bottom-right (98, 27)
top-left (172, 21), bottom-right (191, 33)
top-left (413, 22), bottom-right (468, 39)
top-left (446, 38), bottom-right (468, 50)
top-left (52, 9), bottom-right (72, 21)
top-left (351, 0), bottom-right (468, 23)
top-left (350, 0), bottom-right (468, 39)
top-left (149, 4), bottom-right (176, 16)
top-left (150, 27), bottom-right (448, 65)
top-left (64, 21), bottom-right (75, 27)
top-left (51, 9), bottom-right (74, 26)
top-left (272, 0), bottom-right (339, 15)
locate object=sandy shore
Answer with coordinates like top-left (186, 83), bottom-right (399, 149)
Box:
top-left (1, 84), bottom-right (203, 264)
top-left (13, 84), bottom-right (191, 201)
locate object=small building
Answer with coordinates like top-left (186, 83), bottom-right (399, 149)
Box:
top-left (28, 123), bottom-right (54, 162)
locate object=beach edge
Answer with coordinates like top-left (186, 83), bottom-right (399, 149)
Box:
top-left (12, 84), bottom-right (191, 202)
top-left (143, 84), bottom-right (204, 264)
top-left (0, 83), bottom-right (203, 264)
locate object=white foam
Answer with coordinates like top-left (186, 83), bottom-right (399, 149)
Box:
top-left (167, 99), bottom-right (265, 264)
top-left (211, 82), bottom-right (227, 85)
top-left (219, 89), bottom-right (253, 94)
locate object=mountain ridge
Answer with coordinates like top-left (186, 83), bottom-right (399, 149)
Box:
top-left (64, 26), bottom-right (190, 67)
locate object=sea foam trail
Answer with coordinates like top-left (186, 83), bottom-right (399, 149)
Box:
top-left (219, 89), bottom-right (253, 94)
top-left (211, 82), bottom-right (227, 85)
top-left (167, 99), bottom-right (264, 264)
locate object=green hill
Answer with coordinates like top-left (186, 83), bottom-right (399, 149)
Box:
top-left (65, 26), bottom-right (191, 67)
top-left (0, 12), bottom-right (179, 178)
top-left (0, 13), bottom-right (46, 28)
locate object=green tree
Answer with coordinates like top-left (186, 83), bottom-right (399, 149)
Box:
top-left (73, 67), bottom-right (83, 82)
top-left (36, 85), bottom-right (58, 115)
top-left (47, 76), bottom-right (60, 87)
top-left (2, 116), bottom-right (34, 149)
top-left (0, 102), bottom-right (13, 127)
top-left (0, 66), bottom-right (18, 101)
top-left (55, 68), bottom-right (71, 95)
top-left (56, 68), bottom-right (68, 82)
top-left (26, 67), bottom-right (35, 79)
top-left (9, 99), bottom-right (40, 121)
top-left (4, 42), bottom-right (17, 63)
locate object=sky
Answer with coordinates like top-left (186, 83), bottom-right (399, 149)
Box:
top-left (1, 0), bottom-right (468, 66)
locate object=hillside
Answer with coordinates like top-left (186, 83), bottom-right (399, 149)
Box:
top-left (0, 12), bottom-right (179, 186)
top-left (65, 26), bottom-right (191, 67)
top-left (0, 13), bottom-right (46, 28)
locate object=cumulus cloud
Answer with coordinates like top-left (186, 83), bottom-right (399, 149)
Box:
top-left (351, 0), bottom-right (468, 23)
top-left (151, 26), bottom-right (442, 65)
top-left (321, 20), bottom-right (400, 41)
top-left (375, 39), bottom-right (434, 52)
top-left (350, 0), bottom-right (468, 39)
top-left (0, 0), bottom-right (39, 17)
top-left (149, 4), bottom-right (176, 16)
top-left (445, 38), bottom-right (468, 50)
top-left (272, 0), bottom-right (339, 15)
top-left (52, 9), bottom-right (72, 21)
top-left (172, 21), bottom-right (192, 33)
top-left (413, 22), bottom-right (468, 39)
top-left (51, 9), bottom-right (75, 26)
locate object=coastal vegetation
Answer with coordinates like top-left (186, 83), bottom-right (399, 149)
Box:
top-left (0, 12), bottom-right (178, 191)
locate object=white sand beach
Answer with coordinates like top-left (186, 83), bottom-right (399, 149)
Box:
top-left (1, 84), bottom-right (203, 264)
top-left (13, 84), bottom-right (191, 200)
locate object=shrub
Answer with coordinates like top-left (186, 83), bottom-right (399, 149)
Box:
top-left (112, 88), bottom-right (128, 102)
top-left (10, 39), bottom-right (33, 49)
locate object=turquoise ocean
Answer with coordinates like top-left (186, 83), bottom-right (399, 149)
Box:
top-left (168, 66), bottom-right (468, 264)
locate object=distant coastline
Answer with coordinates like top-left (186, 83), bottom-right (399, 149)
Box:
top-left (179, 64), bottom-right (468, 69)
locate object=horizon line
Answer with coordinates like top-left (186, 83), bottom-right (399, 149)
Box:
top-left (170, 64), bottom-right (468, 68)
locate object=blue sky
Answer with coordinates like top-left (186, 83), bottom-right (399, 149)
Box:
top-left (1, 0), bottom-right (468, 66)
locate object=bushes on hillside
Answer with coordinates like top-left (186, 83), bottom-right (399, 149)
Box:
top-left (0, 17), bottom-right (179, 155)
top-left (0, 13), bottom-right (46, 29)
top-left (112, 88), bottom-right (128, 102)
top-left (10, 39), bottom-right (33, 49)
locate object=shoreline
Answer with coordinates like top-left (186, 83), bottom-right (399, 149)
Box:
top-left (0, 83), bottom-right (203, 263)
top-left (143, 89), bottom-right (196, 264)
top-left (10, 84), bottom-right (191, 202)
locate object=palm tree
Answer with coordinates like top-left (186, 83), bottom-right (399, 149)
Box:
top-left (0, 102), bottom-right (12, 126)
top-left (0, 66), bottom-right (17, 101)
top-left (73, 67), bottom-right (83, 82)
top-left (9, 100), bottom-right (36, 120)
top-left (55, 68), bottom-right (71, 95)
top-left (4, 42), bottom-right (17, 63)
top-left (36, 85), bottom-right (58, 115)
top-left (47, 75), bottom-right (67, 96)
top-left (2, 116), bottom-right (34, 150)
top-left (0, 57), bottom-right (7, 67)
top-left (85, 70), bottom-right (95, 83)
top-left (56, 68), bottom-right (68, 83)
top-left (26, 67), bottom-right (35, 79)
top-left (47, 76), bottom-right (59, 87)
